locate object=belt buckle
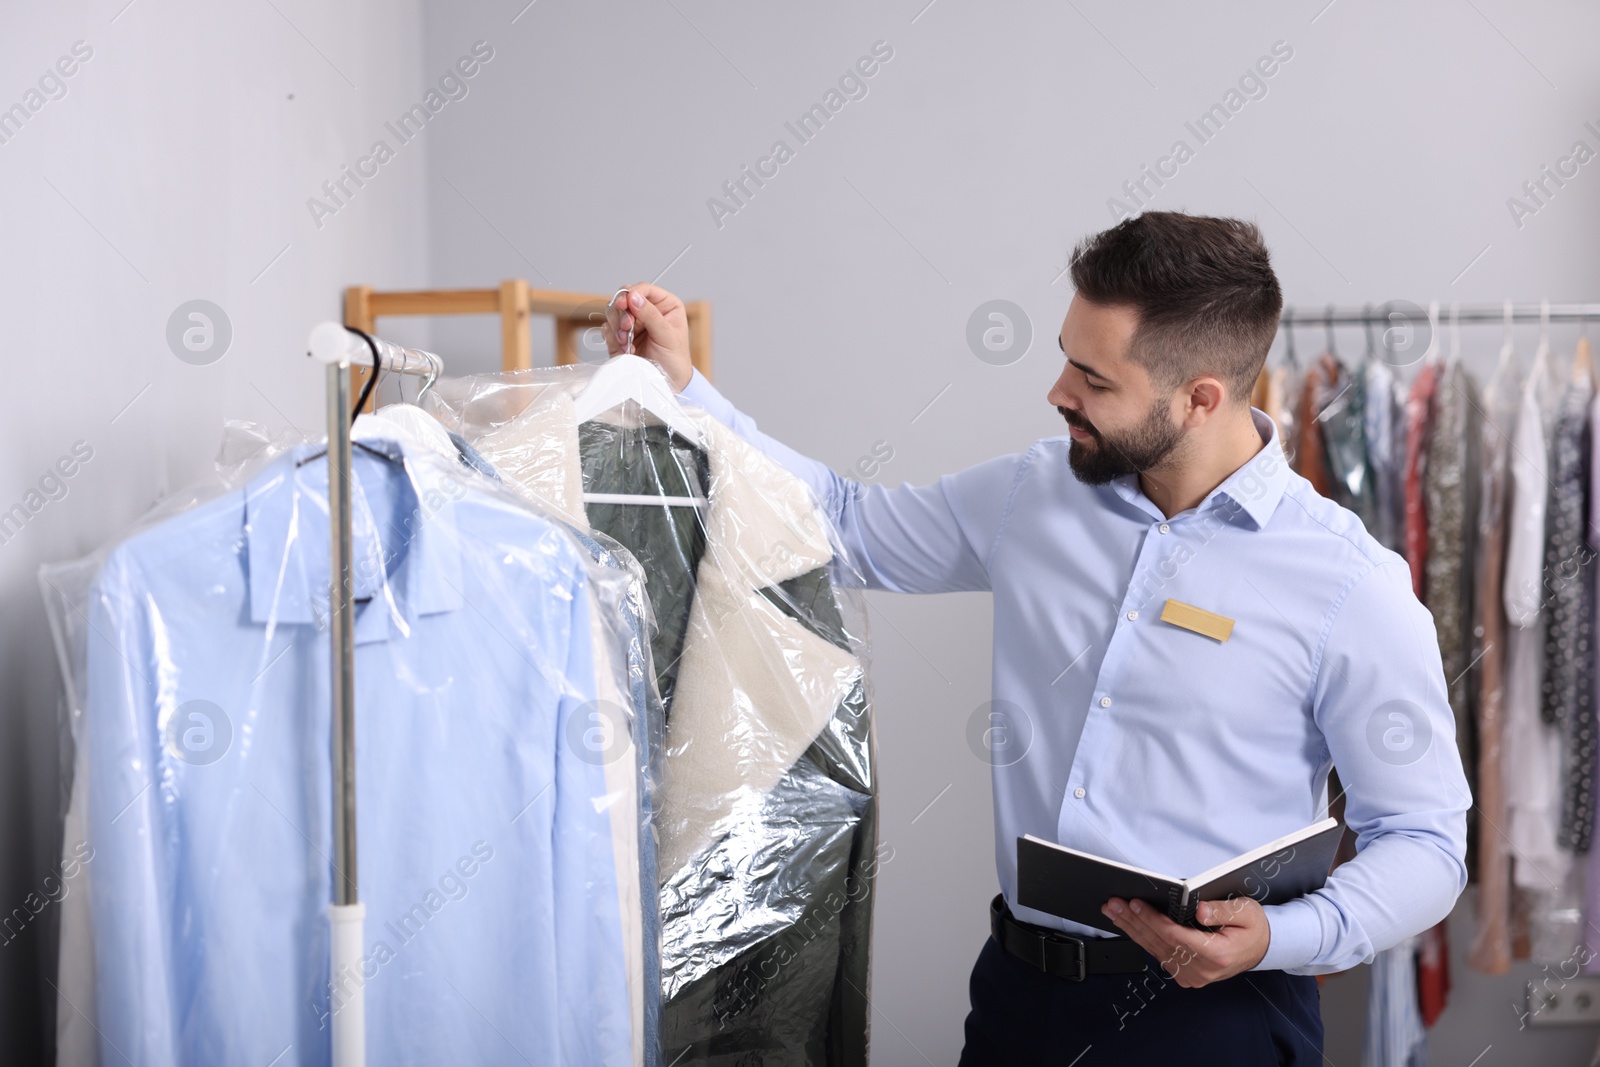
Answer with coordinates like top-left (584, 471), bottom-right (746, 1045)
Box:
top-left (1033, 927), bottom-right (1087, 982)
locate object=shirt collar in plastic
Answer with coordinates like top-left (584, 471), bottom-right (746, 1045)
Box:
top-left (243, 438), bottom-right (465, 641)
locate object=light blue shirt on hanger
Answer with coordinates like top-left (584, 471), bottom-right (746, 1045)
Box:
top-left (680, 370), bottom-right (1469, 974)
top-left (84, 439), bottom-right (633, 1065)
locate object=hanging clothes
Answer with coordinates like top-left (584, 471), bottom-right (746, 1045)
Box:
top-left (1585, 381), bottom-right (1600, 974)
top-left (1423, 361), bottom-right (1482, 819)
top-left (1362, 935), bottom-right (1430, 1067)
top-left (1415, 921), bottom-right (1451, 1029)
top-left (1542, 379), bottom-right (1598, 851)
top-left (1269, 362), bottom-right (1298, 453)
top-left (46, 434), bottom-right (642, 1066)
top-left (432, 377), bottom-right (881, 1066)
top-left (1294, 353), bottom-right (1338, 497)
top-left (1403, 361), bottom-right (1441, 598)
top-left (1322, 357), bottom-right (1380, 530)
top-left (1399, 352), bottom-right (1457, 1031)
top-left (1467, 349), bottom-right (1516, 974)
top-left (1364, 359), bottom-right (1404, 553)
top-left (1501, 340), bottom-right (1580, 965)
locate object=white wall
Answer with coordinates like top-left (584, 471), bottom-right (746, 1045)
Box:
top-left (0, 1), bottom-right (432, 1057)
top-left (7, 0), bottom-right (1600, 1062)
top-left (420, 0), bottom-right (1600, 1063)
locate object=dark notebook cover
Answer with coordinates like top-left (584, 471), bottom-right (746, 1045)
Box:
top-left (1016, 818), bottom-right (1343, 934)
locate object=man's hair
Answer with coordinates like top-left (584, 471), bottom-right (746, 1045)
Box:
top-left (1068, 212), bottom-right (1282, 403)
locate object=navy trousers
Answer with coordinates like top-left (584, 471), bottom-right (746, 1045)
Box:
top-left (958, 935), bottom-right (1324, 1066)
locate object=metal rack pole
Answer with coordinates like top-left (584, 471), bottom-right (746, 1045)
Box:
top-left (306, 322), bottom-right (446, 1067)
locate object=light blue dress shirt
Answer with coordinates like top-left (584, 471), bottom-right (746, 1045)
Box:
top-left (680, 370), bottom-right (1470, 974)
top-left (85, 440), bottom-right (633, 1064)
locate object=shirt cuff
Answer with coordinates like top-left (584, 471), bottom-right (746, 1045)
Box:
top-left (1253, 898), bottom-right (1323, 972)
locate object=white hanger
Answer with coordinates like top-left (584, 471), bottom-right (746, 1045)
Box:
top-left (1422, 301), bottom-right (1442, 365)
top-left (572, 288), bottom-right (706, 449)
top-left (574, 287), bottom-right (708, 509)
top-left (1489, 298), bottom-right (1517, 391)
top-left (359, 404), bottom-right (458, 459)
top-left (1532, 298), bottom-right (1552, 385)
top-left (1447, 302), bottom-right (1462, 366)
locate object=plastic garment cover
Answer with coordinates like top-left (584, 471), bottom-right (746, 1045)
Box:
top-left (1468, 366), bottom-right (1515, 974)
top-left (1317, 358), bottom-right (1379, 531)
top-left (1423, 361), bottom-right (1482, 826)
top-left (426, 364), bottom-right (880, 1066)
top-left (1542, 380), bottom-right (1597, 852)
top-left (40, 413), bottom-right (656, 1066)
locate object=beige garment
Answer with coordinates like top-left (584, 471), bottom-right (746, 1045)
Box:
top-left (1468, 368), bottom-right (1514, 974)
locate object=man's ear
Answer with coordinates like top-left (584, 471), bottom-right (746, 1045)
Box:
top-left (1182, 376), bottom-right (1228, 425)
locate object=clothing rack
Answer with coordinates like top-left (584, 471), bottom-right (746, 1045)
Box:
top-left (1280, 302), bottom-right (1600, 327)
top-left (306, 322), bottom-right (448, 1067)
top-left (342, 281), bottom-right (713, 410)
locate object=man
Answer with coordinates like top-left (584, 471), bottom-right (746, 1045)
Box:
top-left (604, 212), bottom-right (1469, 1064)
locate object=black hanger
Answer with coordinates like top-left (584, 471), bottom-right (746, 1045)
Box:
top-left (1324, 304), bottom-right (1338, 362)
top-left (1282, 309), bottom-right (1298, 370)
top-left (296, 328), bottom-right (398, 469)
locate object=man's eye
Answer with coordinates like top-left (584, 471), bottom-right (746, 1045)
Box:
top-left (1086, 382), bottom-right (1109, 393)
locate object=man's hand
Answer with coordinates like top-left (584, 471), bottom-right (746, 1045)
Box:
top-left (602, 283), bottom-right (694, 392)
top-left (1101, 896), bottom-right (1271, 987)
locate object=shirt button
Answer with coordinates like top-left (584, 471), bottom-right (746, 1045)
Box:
top-left (1074, 787), bottom-right (1086, 799)
top-left (1158, 523), bottom-right (1171, 534)
top-left (1099, 696), bottom-right (1112, 708)
top-left (1126, 610), bottom-right (1139, 621)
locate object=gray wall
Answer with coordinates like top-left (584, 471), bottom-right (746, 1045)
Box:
top-left (6, 0), bottom-right (1600, 1062)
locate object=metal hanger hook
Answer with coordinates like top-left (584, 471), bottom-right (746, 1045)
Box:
top-left (417, 351), bottom-right (441, 405)
top-left (611, 287), bottom-right (635, 355)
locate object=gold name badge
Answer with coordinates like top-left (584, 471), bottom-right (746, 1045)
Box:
top-left (1160, 599), bottom-right (1235, 643)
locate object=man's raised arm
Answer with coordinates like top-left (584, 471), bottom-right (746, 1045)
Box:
top-left (606, 284), bottom-right (1025, 594)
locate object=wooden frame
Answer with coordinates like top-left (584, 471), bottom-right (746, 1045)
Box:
top-left (342, 281), bottom-right (713, 407)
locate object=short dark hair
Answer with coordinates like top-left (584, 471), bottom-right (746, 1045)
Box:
top-left (1068, 212), bottom-right (1282, 403)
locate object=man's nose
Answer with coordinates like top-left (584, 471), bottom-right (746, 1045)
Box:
top-left (1047, 378), bottom-right (1078, 409)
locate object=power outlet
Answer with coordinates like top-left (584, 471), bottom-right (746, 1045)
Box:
top-left (1526, 977), bottom-right (1600, 1026)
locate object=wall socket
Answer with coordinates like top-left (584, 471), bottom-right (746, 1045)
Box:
top-left (1526, 977), bottom-right (1600, 1026)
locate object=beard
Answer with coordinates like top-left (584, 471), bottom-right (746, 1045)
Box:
top-left (1059, 401), bottom-right (1185, 485)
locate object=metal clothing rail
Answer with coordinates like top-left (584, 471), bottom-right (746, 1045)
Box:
top-left (305, 321), bottom-right (448, 1067)
top-left (1280, 302), bottom-right (1600, 327)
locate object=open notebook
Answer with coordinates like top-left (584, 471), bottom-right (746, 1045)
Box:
top-left (1016, 818), bottom-right (1343, 934)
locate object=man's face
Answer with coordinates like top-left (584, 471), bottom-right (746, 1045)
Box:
top-left (1046, 296), bottom-right (1186, 485)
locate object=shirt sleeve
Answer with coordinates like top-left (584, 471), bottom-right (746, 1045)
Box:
top-left (679, 368), bottom-right (1026, 593)
top-left (1254, 558), bottom-right (1471, 973)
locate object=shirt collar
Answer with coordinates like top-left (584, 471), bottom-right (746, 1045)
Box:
top-left (244, 438), bottom-right (465, 642)
top-left (1206, 408), bottom-right (1291, 530)
top-left (1108, 407), bottom-right (1290, 531)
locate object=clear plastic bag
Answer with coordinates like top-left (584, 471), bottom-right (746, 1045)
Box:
top-left (41, 412), bottom-right (658, 1066)
top-left (427, 363), bottom-right (881, 1065)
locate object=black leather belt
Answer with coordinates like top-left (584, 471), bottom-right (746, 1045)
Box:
top-left (990, 895), bottom-right (1152, 980)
